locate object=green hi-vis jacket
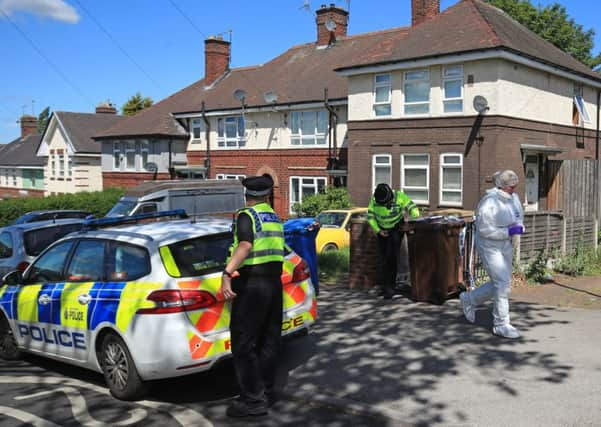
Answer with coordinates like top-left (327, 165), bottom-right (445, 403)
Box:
top-left (229, 202), bottom-right (285, 266)
top-left (367, 190), bottom-right (420, 234)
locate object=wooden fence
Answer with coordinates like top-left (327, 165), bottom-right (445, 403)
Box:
top-left (547, 159), bottom-right (601, 218)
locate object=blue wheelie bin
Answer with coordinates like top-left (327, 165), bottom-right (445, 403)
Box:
top-left (283, 218), bottom-right (320, 295)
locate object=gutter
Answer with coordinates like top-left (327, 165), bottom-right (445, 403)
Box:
top-left (201, 101), bottom-right (211, 178)
top-left (324, 88), bottom-right (338, 170)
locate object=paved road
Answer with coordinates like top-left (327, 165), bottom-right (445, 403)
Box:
top-left (2, 285), bottom-right (601, 426)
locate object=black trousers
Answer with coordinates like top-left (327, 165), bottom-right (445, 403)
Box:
top-left (230, 273), bottom-right (283, 402)
top-left (376, 227), bottom-right (403, 295)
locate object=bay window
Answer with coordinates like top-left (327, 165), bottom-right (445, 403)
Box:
top-left (113, 142), bottom-right (121, 170)
top-left (125, 141), bottom-right (136, 170)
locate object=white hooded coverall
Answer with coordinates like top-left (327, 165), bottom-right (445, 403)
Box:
top-left (469, 187), bottom-right (524, 327)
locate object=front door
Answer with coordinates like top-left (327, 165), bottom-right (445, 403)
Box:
top-left (524, 155), bottom-right (539, 211)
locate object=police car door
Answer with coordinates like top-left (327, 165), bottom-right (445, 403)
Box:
top-left (17, 240), bottom-right (76, 356)
top-left (57, 239), bottom-right (107, 361)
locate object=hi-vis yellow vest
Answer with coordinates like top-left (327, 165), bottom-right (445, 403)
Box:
top-left (229, 202), bottom-right (285, 266)
top-left (368, 190), bottom-right (420, 234)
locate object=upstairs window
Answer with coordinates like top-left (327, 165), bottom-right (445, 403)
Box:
top-left (573, 84), bottom-right (591, 124)
top-left (404, 69), bottom-right (430, 115)
top-left (372, 154), bottom-right (392, 192)
top-left (290, 111), bottom-right (327, 145)
top-left (401, 153), bottom-right (429, 204)
top-left (191, 118), bottom-right (203, 141)
top-left (113, 142), bottom-right (121, 170)
top-left (140, 141), bottom-right (150, 169)
top-left (440, 153), bottom-right (463, 206)
top-left (373, 73), bottom-right (392, 116)
top-left (217, 116), bottom-right (246, 148)
top-left (443, 65), bottom-right (463, 113)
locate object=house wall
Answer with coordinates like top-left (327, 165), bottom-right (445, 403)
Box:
top-left (347, 58), bottom-right (598, 130)
top-left (347, 115), bottom-right (596, 211)
top-left (101, 139), bottom-right (187, 173)
top-left (186, 106), bottom-right (348, 152)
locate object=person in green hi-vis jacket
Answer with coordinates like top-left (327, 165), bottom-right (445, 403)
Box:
top-left (368, 183), bottom-right (420, 299)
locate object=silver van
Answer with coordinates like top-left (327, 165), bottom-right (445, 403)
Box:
top-left (106, 179), bottom-right (245, 218)
top-left (0, 219), bottom-right (85, 276)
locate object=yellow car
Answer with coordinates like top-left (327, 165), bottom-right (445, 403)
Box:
top-left (315, 208), bottom-right (368, 253)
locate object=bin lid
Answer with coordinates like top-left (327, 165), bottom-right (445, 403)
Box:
top-left (407, 215), bottom-right (465, 231)
top-left (284, 218), bottom-right (318, 234)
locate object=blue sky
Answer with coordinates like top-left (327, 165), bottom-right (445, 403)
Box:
top-left (0, 0), bottom-right (599, 143)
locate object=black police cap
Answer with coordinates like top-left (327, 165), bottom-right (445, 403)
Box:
top-left (242, 175), bottom-right (274, 196)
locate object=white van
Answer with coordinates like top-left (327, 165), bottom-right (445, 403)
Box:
top-left (106, 179), bottom-right (245, 217)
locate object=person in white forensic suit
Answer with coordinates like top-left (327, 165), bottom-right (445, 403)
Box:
top-left (460, 170), bottom-right (525, 339)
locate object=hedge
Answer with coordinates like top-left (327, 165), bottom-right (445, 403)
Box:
top-left (0, 187), bottom-right (125, 226)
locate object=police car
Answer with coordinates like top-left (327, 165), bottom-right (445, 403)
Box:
top-left (0, 211), bottom-right (316, 400)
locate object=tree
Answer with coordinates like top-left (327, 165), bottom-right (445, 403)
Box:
top-left (121, 92), bottom-right (153, 116)
top-left (37, 106), bottom-right (50, 134)
top-left (487, 0), bottom-right (601, 70)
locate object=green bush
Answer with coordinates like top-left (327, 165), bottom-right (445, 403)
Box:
top-left (292, 187), bottom-right (352, 217)
top-left (524, 250), bottom-right (551, 283)
top-left (0, 187), bottom-right (125, 226)
top-left (317, 247), bottom-right (349, 283)
top-left (554, 245), bottom-right (601, 277)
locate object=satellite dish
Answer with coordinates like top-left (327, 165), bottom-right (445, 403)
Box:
top-left (144, 162), bottom-right (158, 172)
top-left (263, 91), bottom-right (278, 104)
top-left (473, 95), bottom-right (489, 114)
top-left (232, 89), bottom-right (247, 103)
top-left (325, 18), bottom-right (337, 32)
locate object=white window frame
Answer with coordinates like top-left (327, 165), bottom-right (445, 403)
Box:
top-left (400, 153), bottom-right (430, 204)
top-left (140, 141), bottom-right (150, 169)
top-left (217, 116), bottom-right (246, 148)
top-left (113, 142), bottom-right (121, 170)
top-left (290, 110), bottom-right (328, 146)
top-left (289, 176), bottom-right (327, 213)
top-left (191, 118), bottom-right (203, 141)
top-left (58, 153), bottom-right (64, 177)
top-left (124, 141), bottom-right (136, 170)
top-left (372, 154), bottom-right (392, 193)
top-left (12, 170), bottom-right (16, 186)
top-left (67, 156), bottom-right (73, 177)
top-left (373, 73), bottom-right (392, 117)
top-left (216, 173), bottom-right (246, 180)
top-left (574, 96), bottom-right (591, 124)
top-left (403, 69), bottom-right (430, 116)
top-left (439, 153), bottom-right (463, 207)
top-left (442, 65), bottom-right (464, 114)
top-left (51, 157), bottom-right (56, 176)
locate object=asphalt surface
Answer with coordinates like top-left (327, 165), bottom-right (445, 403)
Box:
top-left (2, 284), bottom-right (601, 426)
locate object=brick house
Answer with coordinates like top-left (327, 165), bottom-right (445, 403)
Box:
top-left (0, 115), bottom-right (45, 199)
top-left (36, 103), bottom-right (125, 195)
top-left (336, 0), bottom-right (600, 212)
top-left (94, 5), bottom-right (378, 217)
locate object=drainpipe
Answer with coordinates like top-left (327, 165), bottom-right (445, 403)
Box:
top-left (324, 88), bottom-right (338, 172)
top-left (202, 101), bottom-right (211, 178)
top-left (595, 89), bottom-right (601, 160)
top-left (168, 139), bottom-right (173, 179)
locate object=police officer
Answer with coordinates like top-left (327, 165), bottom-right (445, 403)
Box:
top-left (368, 183), bottom-right (420, 299)
top-left (221, 175), bottom-right (285, 417)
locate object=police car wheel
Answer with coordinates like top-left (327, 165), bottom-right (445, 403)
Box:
top-left (99, 333), bottom-right (147, 400)
top-left (0, 315), bottom-right (21, 360)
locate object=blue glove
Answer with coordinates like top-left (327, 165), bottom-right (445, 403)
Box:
top-left (508, 223), bottom-right (524, 236)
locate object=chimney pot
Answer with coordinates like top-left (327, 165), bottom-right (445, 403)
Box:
top-left (412, 0), bottom-right (440, 26)
top-left (95, 101), bottom-right (117, 114)
top-left (204, 37), bottom-right (231, 87)
top-left (19, 114), bottom-right (37, 138)
top-left (315, 5), bottom-right (349, 46)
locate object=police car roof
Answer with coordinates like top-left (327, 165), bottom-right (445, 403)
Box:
top-left (78, 217), bottom-right (232, 246)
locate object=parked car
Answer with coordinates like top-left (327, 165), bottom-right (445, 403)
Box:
top-left (105, 179), bottom-right (245, 217)
top-left (12, 210), bottom-right (91, 224)
top-left (0, 211), bottom-right (316, 400)
top-left (0, 219), bottom-right (86, 276)
top-left (315, 208), bottom-right (368, 252)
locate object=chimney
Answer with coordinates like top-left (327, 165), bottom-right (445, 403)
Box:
top-left (412, 0), bottom-right (440, 26)
top-left (204, 36), bottom-right (231, 87)
top-left (95, 101), bottom-right (117, 114)
top-left (19, 114), bottom-right (37, 138)
top-left (316, 4), bottom-right (349, 47)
